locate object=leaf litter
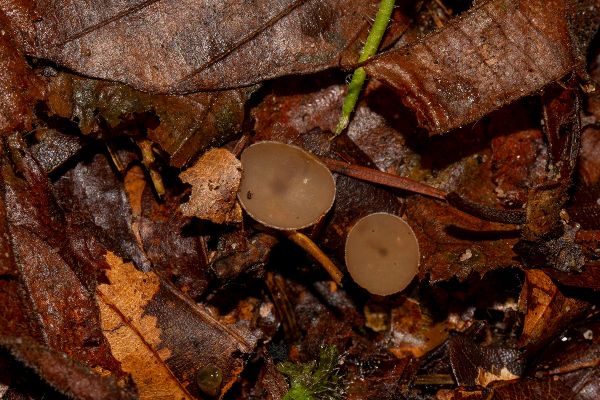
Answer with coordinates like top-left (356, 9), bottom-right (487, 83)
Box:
top-left (1, 0), bottom-right (600, 399)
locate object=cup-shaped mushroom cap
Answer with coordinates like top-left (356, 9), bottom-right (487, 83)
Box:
top-left (238, 141), bottom-right (336, 230)
top-left (345, 213), bottom-right (420, 296)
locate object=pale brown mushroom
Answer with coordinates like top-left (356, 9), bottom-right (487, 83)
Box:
top-left (345, 213), bottom-right (420, 296)
top-left (238, 141), bottom-right (342, 284)
top-left (238, 141), bottom-right (336, 230)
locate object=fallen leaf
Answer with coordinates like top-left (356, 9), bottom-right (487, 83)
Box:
top-left (179, 148), bottom-right (242, 224)
top-left (46, 73), bottom-right (249, 168)
top-left (448, 336), bottom-right (522, 387)
top-left (0, 336), bottom-right (137, 400)
top-left (491, 377), bottom-right (578, 400)
top-left (33, 0), bottom-right (385, 92)
top-left (97, 252), bottom-right (258, 399)
top-left (406, 147), bottom-right (520, 282)
top-left (127, 167), bottom-right (210, 298)
top-left (2, 138), bottom-right (122, 374)
top-left (387, 298), bottom-right (448, 359)
top-left (53, 152), bottom-right (151, 271)
top-left (365, 0), bottom-right (599, 134)
top-left (0, 10), bottom-right (45, 135)
top-left (29, 128), bottom-right (85, 173)
top-left (518, 269), bottom-right (590, 349)
top-left (97, 255), bottom-right (194, 400)
top-left (532, 319), bottom-right (600, 377)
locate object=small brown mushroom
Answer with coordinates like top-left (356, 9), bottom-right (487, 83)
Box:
top-left (237, 141), bottom-right (336, 230)
top-left (238, 141), bottom-right (342, 284)
top-left (345, 213), bottom-right (420, 296)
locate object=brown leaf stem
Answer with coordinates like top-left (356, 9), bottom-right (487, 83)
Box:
top-left (320, 157), bottom-right (447, 200)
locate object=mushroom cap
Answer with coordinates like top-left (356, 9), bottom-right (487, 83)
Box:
top-left (345, 213), bottom-right (420, 296)
top-left (237, 141), bottom-right (336, 230)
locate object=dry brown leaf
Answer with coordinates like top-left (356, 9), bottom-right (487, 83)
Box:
top-left (179, 148), bottom-right (242, 224)
top-left (476, 367), bottom-right (519, 387)
top-left (0, 336), bottom-right (136, 400)
top-left (0, 12), bottom-right (45, 135)
top-left (97, 252), bottom-right (255, 399)
top-left (518, 269), bottom-right (590, 349)
top-left (97, 253), bottom-right (193, 400)
top-left (365, 0), bottom-right (597, 135)
top-left (32, 0), bottom-right (383, 92)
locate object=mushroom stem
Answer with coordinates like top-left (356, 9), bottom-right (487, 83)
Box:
top-left (283, 231), bottom-right (344, 285)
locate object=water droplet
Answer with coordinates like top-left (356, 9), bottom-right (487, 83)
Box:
top-left (196, 365), bottom-right (222, 397)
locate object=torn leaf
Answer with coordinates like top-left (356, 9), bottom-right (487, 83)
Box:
top-left (179, 148), bottom-right (242, 224)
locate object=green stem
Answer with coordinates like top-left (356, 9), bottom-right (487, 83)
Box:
top-left (334, 0), bottom-right (396, 136)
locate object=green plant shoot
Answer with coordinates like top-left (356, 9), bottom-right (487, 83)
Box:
top-left (277, 345), bottom-right (345, 400)
top-left (333, 0), bottom-right (396, 136)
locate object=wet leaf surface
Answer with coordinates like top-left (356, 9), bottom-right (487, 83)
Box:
top-left (365, 0), bottom-right (600, 135)
top-left (32, 0), bottom-right (389, 92)
top-left (0, 12), bottom-right (45, 135)
top-left (0, 336), bottom-right (137, 400)
top-left (45, 72), bottom-right (249, 168)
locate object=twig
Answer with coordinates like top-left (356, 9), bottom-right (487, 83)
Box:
top-left (320, 157), bottom-right (447, 200)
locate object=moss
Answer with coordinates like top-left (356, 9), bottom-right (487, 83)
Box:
top-left (277, 346), bottom-right (345, 400)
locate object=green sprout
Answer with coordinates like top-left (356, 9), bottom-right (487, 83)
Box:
top-left (334, 0), bottom-right (396, 137)
top-left (277, 345), bottom-right (345, 400)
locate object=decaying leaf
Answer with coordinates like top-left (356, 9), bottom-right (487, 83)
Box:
top-left (448, 336), bottom-right (522, 387)
top-left (97, 253), bottom-right (194, 400)
top-left (125, 166), bottom-right (210, 298)
top-left (45, 73), bottom-right (249, 168)
top-left (518, 269), bottom-right (590, 349)
top-left (2, 137), bottom-right (122, 375)
top-left (0, 336), bottom-right (137, 400)
top-left (531, 319), bottom-right (600, 377)
top-left (0, 11), bottom-right (45, 135)
top-left (53, 152), bottom-right (151, 271)
top-left (386, 298), bottom-right (448, 359)
top-left (407, 139), bottom-right (521, 283)
top-left (489, 375), bottom-right (595, 400)
top-left (97, 252), bottom-right (257, 399)
top-left (365, 0), bottom-right (599, 135)
top-left (32, 0), bottom-right (385, 92)
top-left (179, 148), bottom-right (242, 224)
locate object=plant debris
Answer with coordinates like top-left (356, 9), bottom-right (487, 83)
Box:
top-left (1, 0), bottom-right (600, 399)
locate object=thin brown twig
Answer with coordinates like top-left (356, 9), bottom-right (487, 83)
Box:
top-left (232, 134), bottom-right (250, 157)
top-left (320, 157), bottom-right (447, 200)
